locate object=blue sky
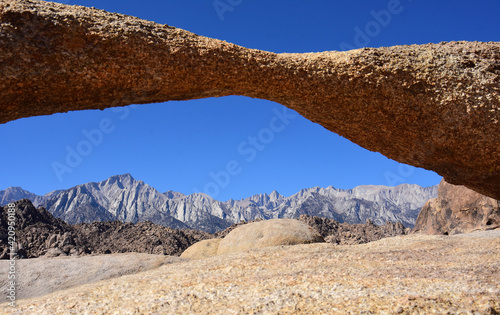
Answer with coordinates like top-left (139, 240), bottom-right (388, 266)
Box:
top-left (1, 0), bottom-right (498, 201)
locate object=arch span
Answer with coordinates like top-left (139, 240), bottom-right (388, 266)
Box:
top-left (0, 0), bottom-right (499, 199)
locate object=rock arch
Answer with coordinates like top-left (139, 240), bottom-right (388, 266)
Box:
top-left (1, 0), bottom-right (499, 199)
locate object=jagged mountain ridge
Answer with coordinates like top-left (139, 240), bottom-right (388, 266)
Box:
top-left (0, 174), bottom-right (437, 233)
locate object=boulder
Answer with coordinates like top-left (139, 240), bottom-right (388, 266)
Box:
top-left (217, 219), bottom-right (324, 255)
top-left (0, 0), bottom-right (498, 200)
top-left (180, 238), bottom-right (222, 260)
top-left (413, 179), bottom-right (500, 235)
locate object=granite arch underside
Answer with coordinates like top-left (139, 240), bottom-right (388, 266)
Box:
top-left (1, 0), bottom-right (499, 200)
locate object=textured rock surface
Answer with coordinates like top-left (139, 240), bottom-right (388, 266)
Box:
top-left (225, 183), bottom-right (436, 228)
top-left (298, 214), bottom-right (410, 245)
top-left (0, 200), bottom-right (211, 259)
top-left (0, 253), bottom-right (182, 300)
top-left (74, 220), bottom-right (211, 256)
top-left (2, 231), bottom-right (498, 314)
top-left (414, 179), bottom-right (500, 235)
top-left (0, 199), bottom-right (80, 259)
top-left (180, 238), bottom-right (221, 260)
top-left (216, 219), bottom-right (324, 255)
top-left (1, 0), bottom-right (499, 199)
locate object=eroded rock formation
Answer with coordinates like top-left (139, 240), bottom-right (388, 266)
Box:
top-left (0, 0), bottom-right (499, 199)
top-left (413, 179), bottom-right (500, 235)
top-left (298, 214), bottom-right (410, 244)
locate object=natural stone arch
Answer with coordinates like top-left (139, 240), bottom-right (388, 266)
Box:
top-left (1, 0), bottom-right (499, 199)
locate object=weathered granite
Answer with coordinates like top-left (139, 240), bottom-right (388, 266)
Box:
top-left (2, 230), bottom-right (499, 313)
top-left (217, 219), bottom-right (324, 255)
top-left (414, 179), bottom-right (500, 235)
top-left (0, 0), bottom-right (499, 199)
top-left (180, 238), bottom-right (221, 260)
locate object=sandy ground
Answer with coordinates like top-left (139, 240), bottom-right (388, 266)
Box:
top-left (1, 230), bottom-right (499, 314)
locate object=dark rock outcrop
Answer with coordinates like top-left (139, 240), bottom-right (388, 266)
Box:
top-left (0, 0), bottom-right (499, 200)
top-left (0, 200), bottom-right (211, 259)
top-left (413, 179), bottom-right (500, 235)
top-left (0, 199), bottom-right (77, 258)
top-left (298, 214), bottom-right (409, 245)
top-left (74, 220), bottom-right (211, 256)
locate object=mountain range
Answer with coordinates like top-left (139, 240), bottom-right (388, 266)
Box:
top-left (0, 174), bottom-right (437, 233)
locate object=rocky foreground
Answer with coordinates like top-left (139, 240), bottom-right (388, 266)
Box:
top-left (1, 230), bottom-right (498, 314)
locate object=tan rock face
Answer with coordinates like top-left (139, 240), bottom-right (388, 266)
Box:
top-left (216, 219), bottom-right (324, 255)
top-left (180, 238), bottom-right (221, 260)
top-left (414, 179), bottom-right (500, 235)
top-left (0, 0), bottom-right (499, 199)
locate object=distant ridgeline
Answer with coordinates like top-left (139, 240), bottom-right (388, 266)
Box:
top-left (0, 174), bottom-right (437, 233)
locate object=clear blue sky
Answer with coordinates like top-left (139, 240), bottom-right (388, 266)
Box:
top-left (1, 0), bottom-right (498, 201)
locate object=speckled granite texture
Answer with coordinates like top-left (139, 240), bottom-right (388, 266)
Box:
top-left (2, 230), bottom-right (499, 314)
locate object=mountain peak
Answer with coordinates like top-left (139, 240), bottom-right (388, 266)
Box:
top-left (0, 187), bottom-right (45, 207)
top-left (269, 190), bottom-right (281, 199)
top-left (2, 186), bottom-right (25, 193)
top-left (113, 173), bottom-right (135, 181)
top-left (103, 173), bottom-right (136, 186)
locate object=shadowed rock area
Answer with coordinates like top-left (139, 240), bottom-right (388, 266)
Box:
top-left (414, 179), bottom-right (500, 235)
top-left (298, 214), bottom-right (410, 244)
top-left (0, 0), bottom-right (499, 200)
